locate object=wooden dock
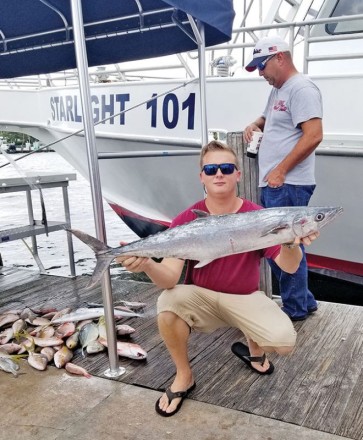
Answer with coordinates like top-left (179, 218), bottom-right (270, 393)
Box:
top-left (1, 266), bottom-right (363, 440)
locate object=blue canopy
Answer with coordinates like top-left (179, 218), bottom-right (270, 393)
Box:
top-left (0, 0), bottom-right (235, 79)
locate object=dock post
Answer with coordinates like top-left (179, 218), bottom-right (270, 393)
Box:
top-left (227, 131), bottom-right (273, 298)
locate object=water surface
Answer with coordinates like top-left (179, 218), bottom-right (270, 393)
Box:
top-left (0, 151), bottom-right (138, 277)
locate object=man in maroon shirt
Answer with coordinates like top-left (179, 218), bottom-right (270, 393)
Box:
top-left (118, 141), bottom-right (319, 417)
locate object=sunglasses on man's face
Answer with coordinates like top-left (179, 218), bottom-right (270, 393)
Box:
top-left (202, 163), bottom-right (238, 176)
top-left (257, 54), bottom-right (277, 71)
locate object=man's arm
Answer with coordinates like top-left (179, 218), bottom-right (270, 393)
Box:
top-left (274, 232), bottom-right (319, 273)
top-left (264, 117), bottom-right (323, 187)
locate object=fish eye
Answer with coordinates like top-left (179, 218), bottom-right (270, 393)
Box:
top-left (315, 213), bottom-right (325, 222)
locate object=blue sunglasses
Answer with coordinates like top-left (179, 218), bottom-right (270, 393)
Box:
top-left (202, 163), bottom-right (237, 176)
top-left (257, 54), bottom-right (276, 71)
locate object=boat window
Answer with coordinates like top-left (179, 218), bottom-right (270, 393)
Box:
top-left (326, 0), bottom-right (363, 34)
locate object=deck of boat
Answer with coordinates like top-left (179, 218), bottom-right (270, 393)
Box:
top-left (1, 266), bottom-right (363, 440)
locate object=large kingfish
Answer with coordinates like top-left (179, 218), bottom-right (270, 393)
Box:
top-left (68, 206), bottom-right (343, 288)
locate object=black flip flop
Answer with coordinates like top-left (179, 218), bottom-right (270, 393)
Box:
top-left (155, 382), bottom-right (196, 417)
top-left (231, 342), bottom-right (274, 375)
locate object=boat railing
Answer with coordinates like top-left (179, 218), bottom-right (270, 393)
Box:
top-left (209, 13), bottom-right (363, 74)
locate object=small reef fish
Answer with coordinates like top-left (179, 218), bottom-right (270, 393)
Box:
top-left (28, 352), bottom-right (48, 371)
top-left (31, 317), bottom-right (52, 326)
top-left (31, 336), bottom-right (64, 348)
top-left (66, 331), bottom-right (80, 350)
top-left (86, 340), bottom-right (105, 354)
top-left (97, 316), bottom-right (107, 340)
top-left (40, 347), bottom-right (56, 362)
top-left (30, 325), bottom-right (55, 339)
top-left (116, 301), bottom-right (147, 310)
top-left (79, 322), bottom-right (99, 357)
top-left (55, 322), bottom-right (76, 339)
top-left (116, 324), bottom-right (136, 336)
top-left (0, 313), bottom-right (19, 328)
top-left (12, 319), bottom-right (26, 337)
top-left (0, 328), bottom-right (14, 345)
top-left (54, 346), bottom-right (73, 368)
top-left (0, 356), bottom-right (20, 377)
top-left (67, 206), bottom-right (343, 288)
top-left (98, 337), bottom-right (147, 360)
top-left (0, 342), bottom-right (22, 354)
top-left (65, 362), bottom-right (92, 378)
top-left (87, 300), bottom-right (146, 310)
top-left (50, 307), bottom-right (72, 323)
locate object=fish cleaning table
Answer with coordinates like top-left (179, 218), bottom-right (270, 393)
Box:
top-left (0, 173), bottom-right (77, 276)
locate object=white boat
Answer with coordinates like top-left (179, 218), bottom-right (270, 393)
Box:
top-left (0, 0), bottom-right (362, 279)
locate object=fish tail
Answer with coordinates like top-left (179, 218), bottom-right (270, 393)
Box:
top-left (66, 228), bottom-right (111, 254)
top-left (66, 229), bottom-right (115, 288)
top-left (88, 254), bottom-right (115, 289)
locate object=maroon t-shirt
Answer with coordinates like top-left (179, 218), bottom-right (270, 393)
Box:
top-left (171, 199), bottom-right (280, 295)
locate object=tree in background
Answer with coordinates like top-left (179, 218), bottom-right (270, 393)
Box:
top-left (0, 131), bottom-right (38, 146)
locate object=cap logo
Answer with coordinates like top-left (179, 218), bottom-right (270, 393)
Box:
top-left (269, 46), bottom-right (277, 52)
top-left (253, 48), bottom-right (262, 55)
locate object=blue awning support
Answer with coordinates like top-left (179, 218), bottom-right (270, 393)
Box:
top-left (172, 10), bottom-right (197, 44)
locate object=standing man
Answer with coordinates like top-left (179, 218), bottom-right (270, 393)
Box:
top-left (243, 35), bottom-right (323, 321)
top-left (118, 141), bottom-right (320, 417)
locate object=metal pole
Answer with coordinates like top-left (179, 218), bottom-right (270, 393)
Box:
top-left (197, 22), bottom-right (208, 146)
top-left (70, 0), bottom-right (124, 377)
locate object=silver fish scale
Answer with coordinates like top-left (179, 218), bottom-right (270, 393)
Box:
top-left (111, 206), bottom-right (343, 262)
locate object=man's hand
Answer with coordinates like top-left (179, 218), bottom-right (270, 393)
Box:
top-left (264, 166), bottom-right (286, 188)
top-left (282, 231), bottom-right (320, 248)
top-left (115, 241), bottom-right (151, 273)
top-left (300, 231), bottom-right (320, 246)
top-left (117, 255), bottom-right (151, 273)
top-left (243, 124), bottom-right (262, 144)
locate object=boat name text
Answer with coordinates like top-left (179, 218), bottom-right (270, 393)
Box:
top-left (50, 93), bottom-right (196, 130)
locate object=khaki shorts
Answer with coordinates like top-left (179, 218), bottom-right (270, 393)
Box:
top-left (157, 285), bottom-right (296, 348)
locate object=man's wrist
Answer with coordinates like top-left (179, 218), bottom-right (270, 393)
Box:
top-left (281, 242), bottom-right (299, 249)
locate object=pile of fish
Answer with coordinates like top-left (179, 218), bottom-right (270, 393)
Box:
top-left (0, 300), bottom-right (147, 378)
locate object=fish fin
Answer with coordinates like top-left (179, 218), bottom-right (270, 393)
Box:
top-left (66, 228), bottom-right (111, 253)
top-left (194, 259), bottom-right (215, 268)
top-left (260, 224), bottom-right (289, 237)
top-left (87, 254), bottom-right (115, 289)
top-left (191, 209), bottom-right (210, 218)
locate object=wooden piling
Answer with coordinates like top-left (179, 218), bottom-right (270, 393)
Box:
top-left (227, 131), bottom-right (273, 297)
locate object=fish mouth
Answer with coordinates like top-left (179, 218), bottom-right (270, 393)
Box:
top-left (327, 206), bottom-right (343, 220)
top-left (318, 206), bottom-right (343, 228)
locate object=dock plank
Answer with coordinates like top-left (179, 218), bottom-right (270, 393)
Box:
top-left (1, 267), bottom-right (363, 439)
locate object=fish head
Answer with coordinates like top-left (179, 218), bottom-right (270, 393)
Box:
top-left (292, 207), bottom-right (343, 237)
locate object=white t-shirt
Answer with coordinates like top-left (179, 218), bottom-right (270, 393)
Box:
top-left (258, 74), bottom-right (323, 187)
